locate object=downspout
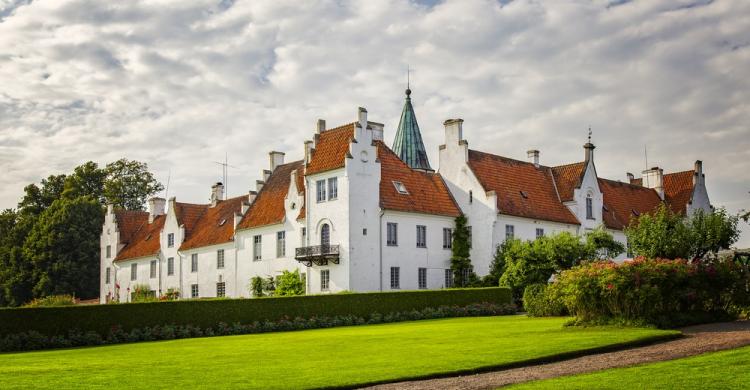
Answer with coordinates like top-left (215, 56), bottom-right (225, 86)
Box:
top-left (306, 176), bottom-right (311, 294)
top-left (177, 252), bottom-right (183, 299)
top-left (378, 209), bottom-right (384, 291)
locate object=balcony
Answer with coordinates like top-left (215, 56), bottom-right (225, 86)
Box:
top-left (294, 245), bottom-right (340, 266)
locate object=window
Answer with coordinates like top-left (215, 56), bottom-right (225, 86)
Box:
top-left (443, 228), bottom-right (452, 249)
top-left (150, 260), bottom-right (157, 279)
top-left (328, 177), bottom-right (338, 200)
top-left (191, 284), bottom-right (199, 298)
top-left (106, 245), bottom-right (111, 258)
top-left (505, 225), bottom-right (514, 241)
top-left (586, 196), bottom-right (594, 220)
top-left (321, 224), bottom-right (330, 246)
top-left (191, 253), bottom-right (198, 273)
top-left (301, 227), bottom-right (306, 245)
top-left (386, 223), bottom-right (398, 246)
top-left (167, 257), bottom-right (174, 276)
top-left (316, 180), bottom-right (326, 202)
top-left (390, 267), bottom-right (400, 289)
top-left (469, 190), bottom-right (473, 204)
top-left (416, 225), bottom-right (427, 248)
top-left (253, 235), bottom-right (262, 261)
top-left (320, 269), bottom-right (330, 291)
top-left (392, 181), bottom-right (408, 194)
top-left (217, 249), bottom-right (225, 269)
top-left (363, 228), bottom-right (367, 236)
top-left (418, 268), bottom-right (427, 289)
top-left (216, 282), bottom-right (226, 297)
top-left (536, 228), bottom-right (544, 239)
top-left (445, 269), bottom-right (453, 288)
top-left (105, 267), bottom-right (111, 284)
top-left (276, 231), bottom-right (286, 257)
top-left (130, 263), bottom-right (137, 281)
top-left (167, 233), bottom-right (174, 248)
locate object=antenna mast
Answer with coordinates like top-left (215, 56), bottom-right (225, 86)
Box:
top-left (213, 153), bottom-right (237, 199)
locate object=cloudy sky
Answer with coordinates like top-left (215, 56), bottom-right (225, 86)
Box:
top-left (1, 0), bottom-right (748, 245)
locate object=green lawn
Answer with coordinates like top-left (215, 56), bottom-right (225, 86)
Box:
top-left (510, 344), bottom-right (750, 390)
top-left (0, 315), bottom-right (677, 389)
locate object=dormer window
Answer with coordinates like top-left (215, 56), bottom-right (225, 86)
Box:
top-left (218, 219), bottom-right (227, 226)
top-left (393, 181), bottom-right (408, 195)
top-left (632, 209), bottom-right (640, 217)
top-left (520, 191), bottom-right (529, 199)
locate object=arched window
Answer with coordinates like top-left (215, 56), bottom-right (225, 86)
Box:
top-left (586, 194), bottom-right (594, 220)
top-left (321, 224), bottom-right (330, 247)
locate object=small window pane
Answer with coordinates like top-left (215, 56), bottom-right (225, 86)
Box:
top-left (328, 177), bottom-right (338, 200)
top-left (216, 282), bottom-right (226, 297)
top-left (505, 225), bottom-right (514, 241)
top-left (316, 180), bottom-right (326, 202)
top-left (167, 257), bottom-right (174, 275)
top-left (105, 267), bottom-right (111, 284)
top-left (390, 267), bottom-right (400, 289)
top-left (167, 233), bottom-right (174, 248)
top-left (387, 223), bottom-right (398, 246)
top-left (418, 268), bottom-right (427, 289)
top-left (536, 228), bottom-right (544, 239)
top-left (217, 250), bottom-right (225, 269)
top-left (106, 245), bottom-right (111, 258)
top-left (443, 228), bottom-right (452, 249)
top-left (277, 231), bottom-right (286, 257)
top-left (445, 269), bottom-right (453, 288)
top-left (130, 264), bottom-right (137, 281)
top-left (191, 253), bottom-right (198, 273)
top-left (321, 269), bottom-right (330, 291)
top-left (150, 260), bottom-right (157, 278)
top-left (191, 284), bottom-right (199, 298)
top-left (253, 235), bottom-right (262, 261)
top-left (416, 225), bottom-right (427, 248)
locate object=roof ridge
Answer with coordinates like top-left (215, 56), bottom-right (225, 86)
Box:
top-left (552, 161), bottom-right (586, 169)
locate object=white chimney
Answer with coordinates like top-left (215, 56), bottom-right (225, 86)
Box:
top-left (527, 149), bottom-right (540, 168)
top-left (357, 107), bottom-right (367, 126)
top-left (694, 160), bottom-right (703, 185)
top-left (148, 197), bottom-right (166, 223)
top-left (317, 119), bottom-right (326, 134)
top-left (641, 167), bottom-right (664, 200)
top-left (444, 119), bottom-right (464, 145)
top-left (304, 140), bottom-right (314, 164)
top-left (269, 151), bottom-right (285, 171)
top-left (210, 182), bottom-right (224, 207)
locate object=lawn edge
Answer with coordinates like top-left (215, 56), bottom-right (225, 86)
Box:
top-left (317, 331), bottom-right (683, 390)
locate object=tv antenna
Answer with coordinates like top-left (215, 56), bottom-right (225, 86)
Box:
top-left (164, 169), bottom-right (171, 200)
top-left (213, 153), bottom-right (238, 198)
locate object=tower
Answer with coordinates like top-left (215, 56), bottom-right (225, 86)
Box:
top-left (392, 87), bottom-right (433, 171)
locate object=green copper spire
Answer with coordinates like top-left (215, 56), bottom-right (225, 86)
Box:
top-left (392, 87), bottom-right (433, 171)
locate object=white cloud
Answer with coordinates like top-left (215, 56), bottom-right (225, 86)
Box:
top-left (0, 0), bottom-right (748, 245)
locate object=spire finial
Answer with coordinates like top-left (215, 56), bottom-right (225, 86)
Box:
top-left (405, 65), bottom-right (412, 97)
top-left (588, 126), bottom-right (592, 143)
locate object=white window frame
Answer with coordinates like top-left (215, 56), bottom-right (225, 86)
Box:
top-left (217, 249), bottom-right (225, 269)
top-left (277, 231), bottom-right (286, 258)
top-left (418, 267), bottom-right (427, 289)
top-left (130, 263), bottom-right (137, 281)
top-left (316, 179), bottom-right (326, 202)
top-left (167, 257), bottom-right (174, 276)
top-left (586, 196), bottom-right (594, 220)
top-left (216, 282), bottom-right (226, 297)
top-left (327, 177), bottom-right (338, 200)
top-left (445, 269), bottom-right (453, 288)
top-left (253, 235), bottom-right (262, 261)
top-left (150, 260), bottom-right (157, 279)
top-left (191, 253), bottom-right (198, 273)
top-left (536, 228), bottom-right (544, 239)
top-left (167, 233), bottom-right (174, 248)
top-left (390, 267), bottom-right (400, 289)
top-left (505, 224), bottom-right (514, 241)
top-left (387, 223), bottom-right (398, 246)
top-left (191, 284), bottom-right (199, 298)
top-left (106, 245), bottom-right (111, 258)
top-left (443, 228), bottom-right (452, 249)
top-left (320, 269), bottom-right (330, 291)
top-left (416, 225), bottom-right (427, 248)
top-left (105, 267), bottom-right (111, 284)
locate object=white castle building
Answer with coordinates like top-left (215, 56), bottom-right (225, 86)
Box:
top-left (100, 89), bottom-right (712, 302)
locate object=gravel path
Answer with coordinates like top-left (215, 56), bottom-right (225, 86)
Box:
top-left (362, 320), bottom-right (750, 390)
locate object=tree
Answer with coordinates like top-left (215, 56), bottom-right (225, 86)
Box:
top-left (61, 161), bottom-right (107, 204)
top-left (22, 197), bottom-right (104, 299)
top-left (17, 174), bottom-right (67, 218)
top-left (482, 240), bottom-right (510, 287)
top-left (625, 204), bottom-right (740, 260)
top-left (104, 159), bottom-right (164, 210)
top-left (584, 227), bottom-right (625, 260)
top-left (0, 209), bottom-right (35, 306)
top-left (450, 215), bottom-right (476, 287)
top-left (274, 269), bottom-right (305, 296)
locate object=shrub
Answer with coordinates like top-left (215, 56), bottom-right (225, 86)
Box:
top-left (274, 270), bottom-right (305, 296)
top-left (22, 294), bottom-right (76, 308)
top-left (522, 283), bottom-right (567, 317)
top-left (131, 284), bottom-right (156, 303)
top-left (553, 258), bottom-right (750, 327)
top-left (0, 287), bottom-right (512, 337)
top-left (0, 301), bottom-right (516, 352)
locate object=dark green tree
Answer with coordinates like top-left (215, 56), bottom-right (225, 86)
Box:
top-left (104, 159), bottom-right (164, 210)
top-left (61, 161), bottom-right (107, 204)
top-left (274, 269), bottom-right (305, 296)
top-left (450, 215), bottom-right (476, 287)
top-left (583, 227), bottom-right (625, 261)
top-left (688, 208), bottom-right (740, 260)
top-left (22, 197), bottom-right (104, 299)
top-left (17, 174), bottom-right (67, 218)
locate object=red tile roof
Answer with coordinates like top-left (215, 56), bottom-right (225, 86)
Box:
top-left (376, 141), bottom-right (461, 217)
top-left (467, 150), bottom-right (580, 225)
top-left (114, 215), bottom-right (165, 262)
top-left (295, 164), bottom-right (306, 221)
top-left (305, 123), bottom-right (355, 175)
top-left (663, 171), bottom-right (695, 214)
top-left (551, 162), bottom-right (586, 202)
top-left (237, 160), bottom-right (304, 229)
top-left (598, 178), bottom-right (663, 230)
top-left (180, 196), bottom-right (247, 250)
top-left (114, 210), bottom-right (148, 244)
top-left (173, 202), bottom-right (208, 238)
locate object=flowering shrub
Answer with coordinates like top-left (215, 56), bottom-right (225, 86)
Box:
top-left (552, 258), bottom-right (750, 327)
top-left (22, 295), bottom-right (76, 308)
top-left (0, 302), bottom-right (516, 352)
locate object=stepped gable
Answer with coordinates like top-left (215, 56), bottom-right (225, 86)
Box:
top-left (598, 178), bottom-right (663, 230)
top-left (180, 195), bottom-right (247, 250)
top-left (467, 150), bottom-right (580, 225)
top-left (113, 210), bottom-right (148, 244)
top-left (376, 141), bottom-right (460, 217)
top-left (238, 160), bottom-right (304, 229)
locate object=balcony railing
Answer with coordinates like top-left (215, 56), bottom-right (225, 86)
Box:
top-left (294, 245), bottom-right (340, 266)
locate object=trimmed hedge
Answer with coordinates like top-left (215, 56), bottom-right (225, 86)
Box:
top-left (0, 287), bottom-right (511, 337)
